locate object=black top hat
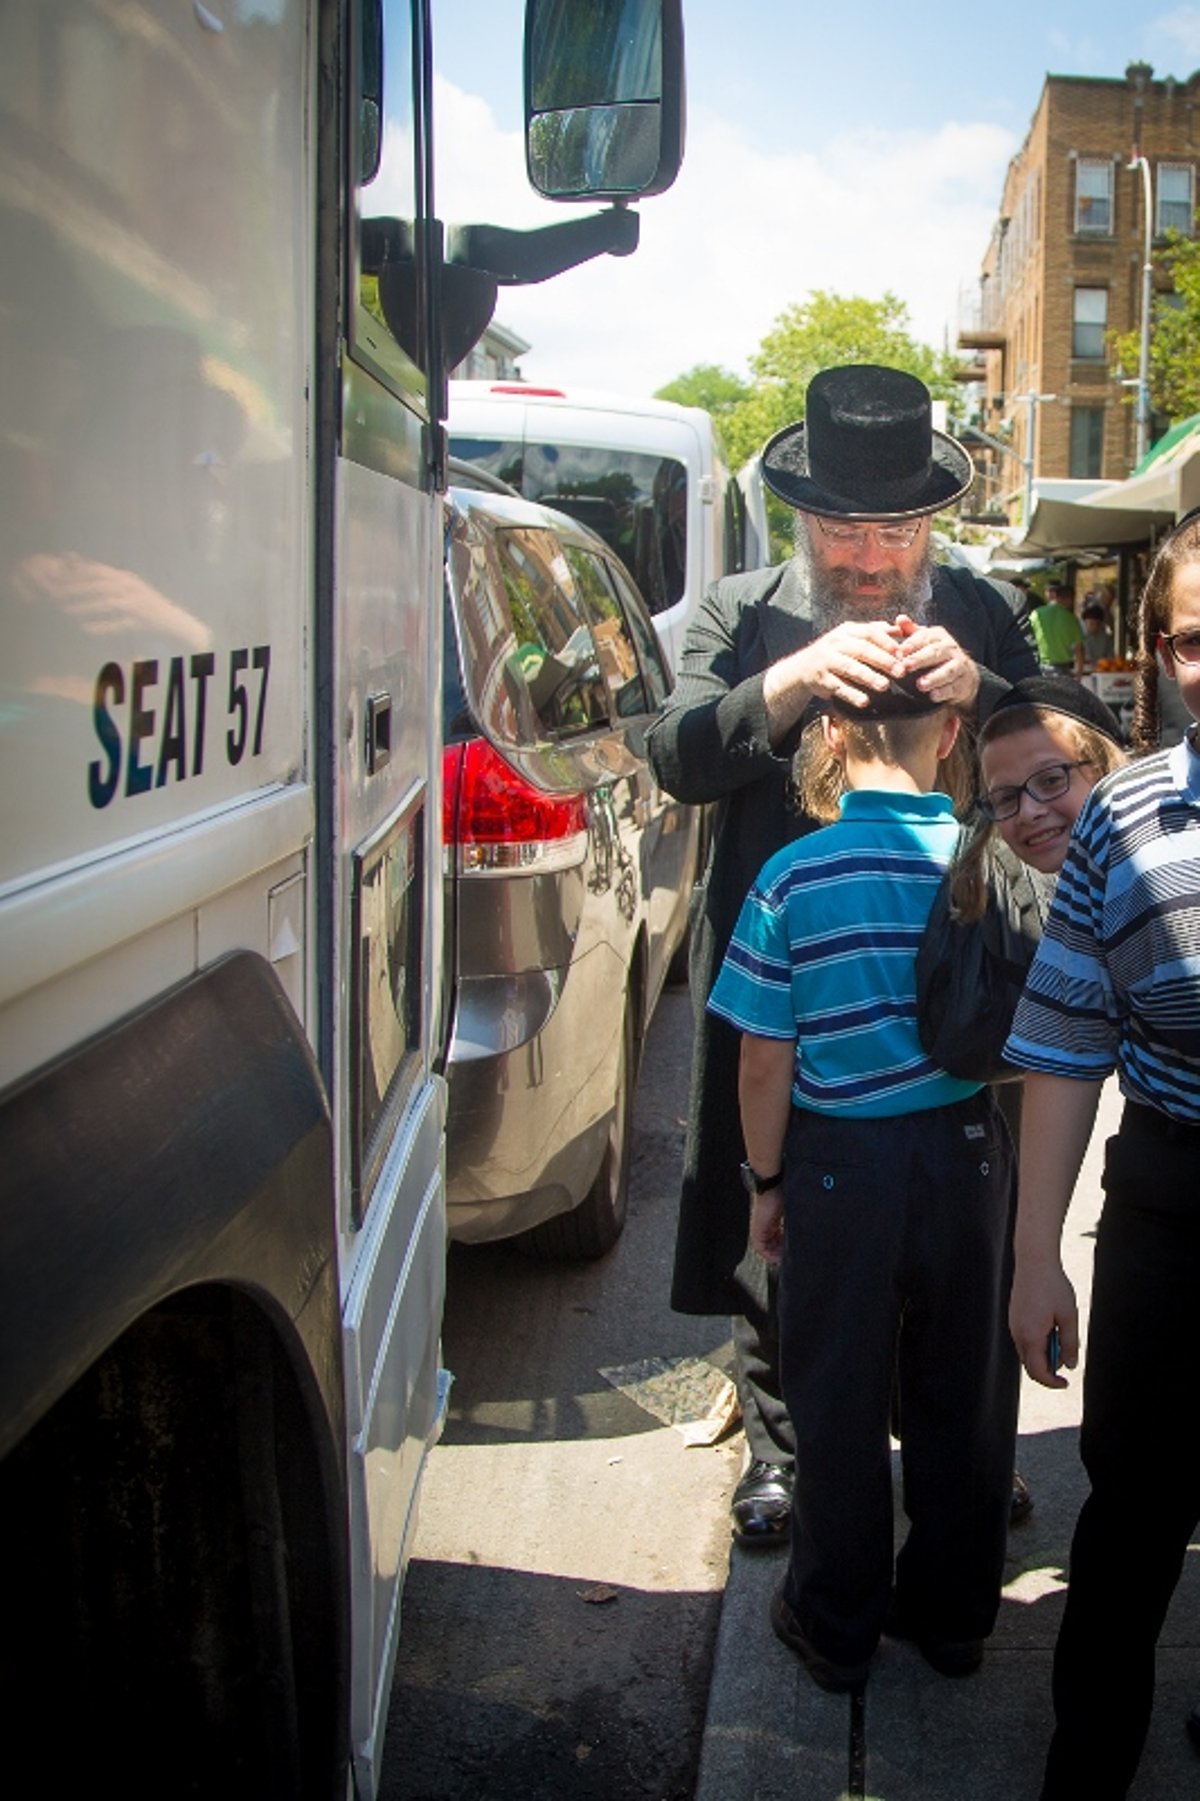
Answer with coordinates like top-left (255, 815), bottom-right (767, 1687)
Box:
top-left (761, 364), bottom-right (974, 519)
top-left (988, 674), bottom-right (1124, 746)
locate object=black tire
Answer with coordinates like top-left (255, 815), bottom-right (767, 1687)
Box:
top-left (519, 997), bottom-right (635, 1260)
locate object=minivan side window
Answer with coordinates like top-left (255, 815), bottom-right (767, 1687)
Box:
top-left (601, 558), bottom-right (672, 713)
top-left (494, 528), bottom-right (609, 739)
top-left (563, 546), bottom-right (649, 719)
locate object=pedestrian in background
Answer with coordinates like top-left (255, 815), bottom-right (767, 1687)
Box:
top-left (1073, 601), bottom-right (1114, 672)
top-left (1007, 510), bottom-right (1200, 1799)
top-left (646, 364), bottom-right (1037, 1546)
top-left (1029, 581), bottom-right (1084, 673)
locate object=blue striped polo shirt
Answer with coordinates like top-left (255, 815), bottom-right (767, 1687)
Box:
top-left (1005, 732), bottom-right (1200, 1122)
top-left (708, 789), bottom-right (981, 1117)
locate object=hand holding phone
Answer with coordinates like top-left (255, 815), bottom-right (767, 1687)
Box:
top-left (1046, 1326), bottom-right (1062, 1376)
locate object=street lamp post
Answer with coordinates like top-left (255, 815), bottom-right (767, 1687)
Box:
top-left (1014, 392), bottom-right (1057, 528)
top-left (1129, 154), bottom-right (1154, 467)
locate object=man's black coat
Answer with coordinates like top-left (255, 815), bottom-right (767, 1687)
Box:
top-left (646, 558), bottom-right (1038, 1315)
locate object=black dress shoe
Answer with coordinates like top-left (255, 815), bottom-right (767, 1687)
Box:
top-left (1010, 1470), bottom-right (1034, 1527)
top-left (731, 1460), bottom-right (793, 1546)
top-left (769, 1587), bottom-right (870, 1692)
top-left (883, 1596), bottom-right (983, 1678)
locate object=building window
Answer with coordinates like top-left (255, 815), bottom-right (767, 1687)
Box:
top-left (1157, 163), bottom-right (1194, 236)
top-left (1073, 287), bottom-right (1108, 359)
top-left (1075, 158), bottom-right (1113, 233)
top-left (1070, 407), bottom-right (1105, 478)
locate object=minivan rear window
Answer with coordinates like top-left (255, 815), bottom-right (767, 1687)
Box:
top-left (450, 435), bottom-right (687, 619)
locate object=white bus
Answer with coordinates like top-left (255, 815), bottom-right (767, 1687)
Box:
top-left (0, 3), bottom-right (683, 1793)
top-left (448, 383), bottom-right (769, 673)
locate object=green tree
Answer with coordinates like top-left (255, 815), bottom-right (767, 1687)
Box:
top-left (657, 292), bottom-right (959, 558)
top-left (1112, 228), bottom-right (1200, 432)
top-left (654, 362), bottom-right (750, 418)
top-left (718, 290), bottom-right (960, 471)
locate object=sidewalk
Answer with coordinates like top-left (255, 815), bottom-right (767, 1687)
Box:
top-left (695, 1079), bottom-right (1200, 1800)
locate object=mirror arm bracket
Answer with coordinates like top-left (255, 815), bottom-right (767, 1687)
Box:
top-left (446, 206), bottom-right (639, 286)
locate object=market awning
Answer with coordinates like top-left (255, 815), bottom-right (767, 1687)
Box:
top-left (1006, 494), bottom-right (1174, 558)
top-left (1084, 414), bottom-right (1200, 517)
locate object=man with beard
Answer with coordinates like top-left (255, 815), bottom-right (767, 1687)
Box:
top-left (647, 365), bottom-right (1037, 1545)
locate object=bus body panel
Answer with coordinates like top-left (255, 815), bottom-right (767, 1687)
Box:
top-left (1, 0), bottom-right (310, 893)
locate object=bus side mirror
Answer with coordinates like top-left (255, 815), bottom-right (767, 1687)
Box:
top-left (524, 0), bottom-right (685, 201)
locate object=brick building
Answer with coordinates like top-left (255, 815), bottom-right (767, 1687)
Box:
top-left (959, 63), bottom-right (1198, 523)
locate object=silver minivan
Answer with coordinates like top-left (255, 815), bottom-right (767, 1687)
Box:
top-left (441, 486), bottom-right (698, 1256)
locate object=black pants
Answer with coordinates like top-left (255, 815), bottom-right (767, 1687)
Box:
top-left (1042, 1106), bottom-right (1200, 1800)
top-left (776, 1093), bottom-right (1019, 1668)
top-left (732, 1083), bottom-right (1025, 1471)
top-left (732, 1267), bottom-right (795, 1467)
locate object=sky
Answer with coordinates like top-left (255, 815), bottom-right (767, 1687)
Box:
top-left (430, 1), bottom-right (1200, 398)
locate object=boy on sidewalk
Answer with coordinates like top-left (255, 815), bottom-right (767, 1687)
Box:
top-left (708, 678), bottom-right (1019, 1691)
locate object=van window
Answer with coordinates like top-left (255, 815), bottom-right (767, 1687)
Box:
top-left (450, 435), bottom-right (688, 619)
top-left (494, 527), bottom-right (609, 739)
top-left (723, 478), bottom-right (747, 577)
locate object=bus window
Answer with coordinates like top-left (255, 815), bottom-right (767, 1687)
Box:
top-left (351, 0), bottom-right (426, 402)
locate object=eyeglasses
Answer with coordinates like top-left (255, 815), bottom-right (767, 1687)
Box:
top-left (1159, 630), bottom-right (1200, 667)
top-left (977, 761), bottom-right (1093, 823)
top-left (814, 517), bottom-right (923, 550)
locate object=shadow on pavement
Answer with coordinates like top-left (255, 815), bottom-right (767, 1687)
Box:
top-left (384, 1561), bottom-right (722, 1801)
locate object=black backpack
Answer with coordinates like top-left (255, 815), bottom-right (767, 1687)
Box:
top-left (915, 838), bottom-right (1055, 1085)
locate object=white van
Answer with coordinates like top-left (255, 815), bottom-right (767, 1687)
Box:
top-left (448, 382), bottom-right (769, 673)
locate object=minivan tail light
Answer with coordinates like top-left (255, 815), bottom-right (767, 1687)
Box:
top-left (442, 738), bottom-right (589, 875)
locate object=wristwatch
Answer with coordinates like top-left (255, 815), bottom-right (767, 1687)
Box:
top-left (740, 1159), bottom-right (785, 1196)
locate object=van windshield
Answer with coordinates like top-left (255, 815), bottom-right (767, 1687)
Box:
top-left (449, 436), bottom-right (687, 618)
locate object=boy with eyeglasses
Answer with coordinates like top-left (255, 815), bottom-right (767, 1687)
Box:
top-left (1008, 509), bottom-right (1200, 1800)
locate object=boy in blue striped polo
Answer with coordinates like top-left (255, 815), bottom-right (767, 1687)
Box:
top-left (709, 678), bottom-right (1020, 1693)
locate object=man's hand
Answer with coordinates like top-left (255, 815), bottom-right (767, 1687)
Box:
top-left (763, 620), bottom-right (903, 741)
top-left (750, 1188), bottom-right (785, 1264)
top-left (1009, 1256), bottom-right (1079, 1389)
top-left (892, 612), bottom-right (981, 707)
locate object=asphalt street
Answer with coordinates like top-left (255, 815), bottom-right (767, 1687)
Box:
top-left (380, 986), bottom-right (740, 1800)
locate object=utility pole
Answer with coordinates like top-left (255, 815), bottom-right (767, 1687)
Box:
top-left (1128, 153), bottom-right (1154, 468)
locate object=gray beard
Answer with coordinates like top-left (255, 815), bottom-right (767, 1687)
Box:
top-left (792, 521), bottom-right (935, 637)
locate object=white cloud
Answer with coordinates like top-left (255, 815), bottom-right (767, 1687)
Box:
top-left (434, 78), bottom-right (1016, 397)
top-left (1151, 7), bottom-right (1200, 61)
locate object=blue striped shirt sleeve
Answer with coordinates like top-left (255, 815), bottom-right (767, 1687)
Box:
top-left (708, 879), bottom-right (797, 1041)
